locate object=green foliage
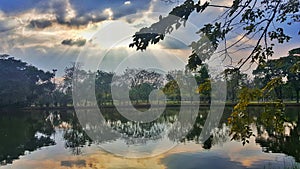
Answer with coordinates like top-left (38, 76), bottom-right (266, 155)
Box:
top-left (224, 68), bottom-right (248, 102)
top-left (228, 87), bottom-right (261, 145)
top-left (261, 77), bottom-right (283, 95)
top-left (0, 111), bottom-right (55, 165)
top-left (129, 0), bottom-right (195, 51)
top-left (129, 83), bottom-right (155, 103)
top-left (197, 79), bottom-right (211, 94)
top-left (95, 71), bottom-right (114, 105)
top-left (229, 71), bottom-right (288, 145)
top-left (163, 79), bottom-right (180, 102)
top-left (259, 102), bottom-right (285, 135)
top-left (0, 54), bottom-right (54, 107)
top-left (194, 64), bottom-right (211, 102)
top-left (253, 48), bottom-right (300, 102)
top-left (289, 47), bottom-right (300, 56)
top-left (130, 0), bottom-right (299, 70)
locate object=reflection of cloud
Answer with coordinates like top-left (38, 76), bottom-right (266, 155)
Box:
top-left (222, 141), bottom-right (274, 167)
top-left (9, 150), bottom-right (167, 169)
top-left (0, 132), bottom-right (295, 169)
top-left (6, 142), bottom-right (203, 169)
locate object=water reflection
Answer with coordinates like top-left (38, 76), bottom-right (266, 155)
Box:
top-left (60, 111), bottom-right (92, 155)
top-left (256, 111), bottom-right (300, 162)
top-left (0, 107), bottom-right (299, 168)
top-left (0, 111), bottom-right (55, 165)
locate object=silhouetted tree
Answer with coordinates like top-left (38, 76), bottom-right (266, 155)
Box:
top-left (0, 55), bottom-right (54, 107)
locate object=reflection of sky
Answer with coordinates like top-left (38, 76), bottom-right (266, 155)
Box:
top-left (0, 0), bottom-right (299, 76)
top-left (1, 128), bottom-right (298, 169)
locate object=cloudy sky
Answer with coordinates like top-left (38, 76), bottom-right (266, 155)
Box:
top-left (0, 0), bottom-right (299, 76)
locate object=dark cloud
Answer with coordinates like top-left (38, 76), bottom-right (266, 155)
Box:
top-left (70, 0), bottom-right (151, 17)
top-left (51, 0), bottom-right (69, 23)
top-left (1, 0), bottom-right (152, 28)
top-left (61, 38), bottom-right (86, 47)
top-left (29, 19), bottom-right (52, 29)
top-left (51, 0), bottom-right (152, 27)
top-left (56, 12), bottom-right (108, 27)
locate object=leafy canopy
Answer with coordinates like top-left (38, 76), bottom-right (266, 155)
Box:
top-left (130, 0), bottom-right (299, 70)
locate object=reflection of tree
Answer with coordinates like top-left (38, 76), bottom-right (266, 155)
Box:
top-left (5, 107), bottom-right (300, 166)
top-left (0, 111), bottom-right (55, 165)
top-left (85, 108), bottom-right (179, 145)
top-left (100, 107), bottom-right (231, 149)
top-left (256, 111), bottom-right (300, 162)
top-left (183, 111), bottom-right (207, 144)
top-left (227, 105), bottom-right (300, 162)
top-left (61, 112), bottom-right (92, 155)
top-left (182, 109), bottom-right (230, 149)
top-left (74, 107), bottom-right (211, 146)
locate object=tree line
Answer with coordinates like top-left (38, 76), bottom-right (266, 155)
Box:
top-left (0, 55), bottom-right (55, 108)
top-left (0, 47), bottom-right (299, 108)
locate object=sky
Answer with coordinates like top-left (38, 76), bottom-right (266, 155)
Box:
top-left (0, 0), bottom-right (299, 76)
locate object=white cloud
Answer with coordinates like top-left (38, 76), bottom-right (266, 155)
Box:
top-left (103, 8), bottom-right (114, 20)
top-left (0, 0), bottom-right (298, 78)
top-left (124, 1), bottom-right (131, 5)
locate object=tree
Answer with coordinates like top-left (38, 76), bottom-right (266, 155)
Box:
top-left (129, 83), bottom-right (155, 103)
top-left (253, 58), bottom-right (285, 100)
top-left (163, 79), bottom-right (180, 102)
top-left (61, 63), bottom-right (88, 106)
top-left (130, 0), bottom-right (299, 70)
top-left (0, 55), bottom-right (54, 107)
top-left (111, 68), bottom-right (164, 105)
top-left (286, 48), bottom-right (300, 103)
top-left (224, 68), bottom-right (248, 102)
top-left (253, 47), bottom-right (300, 102)
top-left (95, 71), bottom-right (114, 105)
top-left (195, 64), bottom-right (211, 102)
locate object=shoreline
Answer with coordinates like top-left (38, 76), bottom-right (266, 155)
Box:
top-left (4, 102), bottom-right (298, 111)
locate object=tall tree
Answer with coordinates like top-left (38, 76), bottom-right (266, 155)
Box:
top-left (253, 47), bottom-right (300, 102)
top-left (0, 55), bottom-right (54, 107)
top-left (95, 71), bottom-right (114, 105)
top-left (286, 48), bottom-right (300, 103)
top-left (224, 68), bottom-right (248, 102)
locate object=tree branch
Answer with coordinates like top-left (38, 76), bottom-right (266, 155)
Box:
top-left (208, 4), bottom-right (231, 9)
top-left (238, 1), bottom-right (281, 69)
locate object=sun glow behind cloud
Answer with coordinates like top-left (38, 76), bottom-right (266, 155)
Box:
top-left (0, 0), bottom-right (193, 77)
top-left (0, 0), bottom-right (298, 77)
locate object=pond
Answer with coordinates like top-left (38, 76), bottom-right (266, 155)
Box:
top-left (0, 106), bottom-right (299, 169)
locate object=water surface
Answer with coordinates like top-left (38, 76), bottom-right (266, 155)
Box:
top-left (0, 107), bottom-right (299, 169)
